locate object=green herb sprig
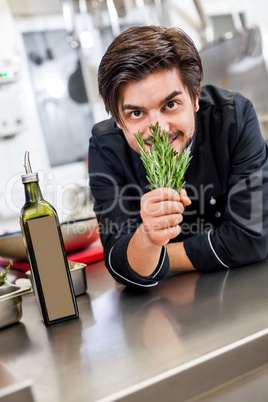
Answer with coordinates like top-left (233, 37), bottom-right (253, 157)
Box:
top-left (135, 123), bottom-right (192, 192)
top-left (0, 260), bottom-right (13, 287)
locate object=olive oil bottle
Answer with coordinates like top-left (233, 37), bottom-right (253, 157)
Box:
top-left (20, 151), bottom-right (78, 325)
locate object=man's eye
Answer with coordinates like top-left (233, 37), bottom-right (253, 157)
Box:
top-left (130, 110), bottom-right (142, 119)
top-left (166, 101), bottom-right (178, 110)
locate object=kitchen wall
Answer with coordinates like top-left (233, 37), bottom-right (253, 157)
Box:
top-left (0, 1), bottom-right (92, 233)
top-left (1, 0), bottom-right (268, 233)
top-left (0, 0), bottom-right (48, 232)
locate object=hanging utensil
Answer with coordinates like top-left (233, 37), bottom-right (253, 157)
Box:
top-left (68, 60), bottom-right (88, 103)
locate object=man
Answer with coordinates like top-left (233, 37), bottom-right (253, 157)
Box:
top-left (88, 26), bottom-right (268, 288)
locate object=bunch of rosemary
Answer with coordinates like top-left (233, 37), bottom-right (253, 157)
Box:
top-left (135, 123), bottom-right (192, 192)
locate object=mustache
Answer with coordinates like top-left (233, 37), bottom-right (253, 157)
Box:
top-left (143, 130), bottom-right (184, 144)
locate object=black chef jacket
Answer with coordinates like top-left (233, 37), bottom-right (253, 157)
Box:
top-left (88, 85), bottom-right (268, 288)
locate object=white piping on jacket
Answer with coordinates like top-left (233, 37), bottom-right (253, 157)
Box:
top-left (208, 229), bottom-right (229, 268)
top-left (108, 243), bottom-right (167, 287)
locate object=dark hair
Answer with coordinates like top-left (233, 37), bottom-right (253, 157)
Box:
top-left (98, 25), bottom-right (203, 126)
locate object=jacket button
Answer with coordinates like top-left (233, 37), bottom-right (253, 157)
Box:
top-left (215, 211), bottom-right (221, 218)
top-left (210, 196), bottom-right (216, 205)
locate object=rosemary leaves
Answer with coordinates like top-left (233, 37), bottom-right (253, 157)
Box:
top-left (0, 260), bottom-right (12, 287)
top-left (135, 123), bottom-right (192, 192)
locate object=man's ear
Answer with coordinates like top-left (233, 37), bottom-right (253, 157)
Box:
top-left (116, 121), bottom-right (123, 130)
top-left (194, 97), bottom-right (200, 113)
top-left (115, 117), bottom-right (125, 131)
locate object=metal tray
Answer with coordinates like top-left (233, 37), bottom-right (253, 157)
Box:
top-left (0, 284), bottom-right (31, 329)
top-left (26, 261), bottom-right (87, 297)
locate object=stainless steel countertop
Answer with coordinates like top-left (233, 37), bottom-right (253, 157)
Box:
top-left (1, 259), bottom-right (268, 402)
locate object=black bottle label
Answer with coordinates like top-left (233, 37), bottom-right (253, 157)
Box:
top-left (26, 215), bottom-right (78, 324)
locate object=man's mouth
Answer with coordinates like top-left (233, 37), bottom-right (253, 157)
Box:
top-left (169, 134), bottom-right (179, 144)
top-left (144, 142), bottom-right (153, 150)
top-left (144, 139), bottom-right (152, 148)
top-left (144, 132), bottom-right (182, 146)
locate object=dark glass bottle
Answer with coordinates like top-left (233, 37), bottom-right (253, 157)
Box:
top-left (20, 151), bottom-right (78, 325)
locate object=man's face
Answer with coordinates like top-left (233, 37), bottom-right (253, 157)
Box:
top-left (117, 68), bottom-right (199, 155)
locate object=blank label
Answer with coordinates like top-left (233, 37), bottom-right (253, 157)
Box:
top-left (27, 215), bottom-right (76, 321)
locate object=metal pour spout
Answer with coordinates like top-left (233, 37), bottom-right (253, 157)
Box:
top-left (24, 151), bottom-right (33, 174)
top-left (21, 151), bottom-right (39, 183)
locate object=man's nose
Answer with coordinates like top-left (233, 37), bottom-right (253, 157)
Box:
top-left (147, 114), bottom-right (169, 135)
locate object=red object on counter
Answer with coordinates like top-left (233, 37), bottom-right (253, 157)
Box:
top-left (0, 238), bottom-right (104, 271)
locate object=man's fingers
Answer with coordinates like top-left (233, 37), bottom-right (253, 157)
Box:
top-left (180, 188), bottom-right (192, 206)
top-left (142, 213), bottom-right (183, 229)
top-left (141, 187), bottom-right (191, 208)
top-left (142, 223), bottom-right (182, 245)
top-left (141, 200), bottom-right (184, 216)
top-left (142, 187), bottom-right (181, 204)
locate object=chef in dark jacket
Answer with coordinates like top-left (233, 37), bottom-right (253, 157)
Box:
top-left (88, 25), bottom-right (268, 288)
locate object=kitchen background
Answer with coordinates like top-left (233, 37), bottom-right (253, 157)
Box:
top-left (1, 0), bottom-right (268, 234)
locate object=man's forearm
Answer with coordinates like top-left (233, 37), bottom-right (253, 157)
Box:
top-left (127, 227), bottom-right (195, 276)
top-left (127, 224), bottom-right (163, 277)
top-left (167, 242), bottom-right (195, 271)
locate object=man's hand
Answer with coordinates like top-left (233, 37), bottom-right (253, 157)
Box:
top-left (127, 187), bottom-right (193, 277)
top-left (140, 187), bottom-right (191, 247)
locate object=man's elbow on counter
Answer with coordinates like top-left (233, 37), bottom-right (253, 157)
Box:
top-left (230, 239), bottom-right (268, 269)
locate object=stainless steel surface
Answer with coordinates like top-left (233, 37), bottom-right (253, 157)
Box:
top-left (26, 261), bottom-right (87, 297)
top-left (0, 377), bottom-right (36, 402)
top-left (192, 364), bottom-right (268, 402)
top-left (0, 283), bottom-right (31, 329)
top-left (0, 259), bottom-right (268, 401)
top-left (0, 218), bottom-right (99, 260)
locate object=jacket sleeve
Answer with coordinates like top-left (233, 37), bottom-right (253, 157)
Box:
top-left (88, 132), bottom-right (170, 287)
top-left (184, 99), bottom-right (268, 271)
